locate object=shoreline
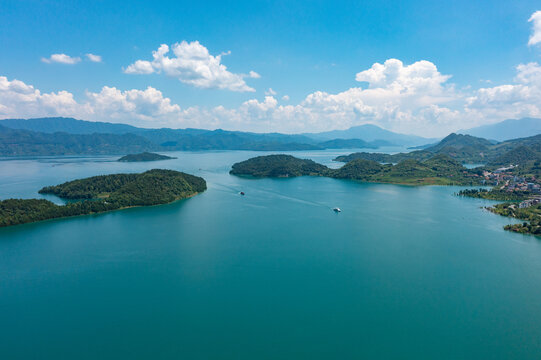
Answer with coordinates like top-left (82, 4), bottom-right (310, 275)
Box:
top-left (0, 191), bottom-right (203, 229)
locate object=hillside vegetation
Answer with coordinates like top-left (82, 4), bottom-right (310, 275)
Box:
top-left (0, 125), bottom-right (155, 156)
top-left (335, 133), bottom-right (541, 165)
top-left (230, 155), bottom-right (329, 177)
top-left (0, 169), bottom-right (206, 227)
top-left (0, 118), bottom-right (400, 155)
top-left (118, 152), bottom-right (176, 162)
top-left (230, 153), bottom-right (480, 185)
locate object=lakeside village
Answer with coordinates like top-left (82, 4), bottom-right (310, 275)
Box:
top-left (481, 165), bottom-right (541, 208)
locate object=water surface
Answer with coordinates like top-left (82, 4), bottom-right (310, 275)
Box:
top-left (1, 150), bottom-right (540, 359)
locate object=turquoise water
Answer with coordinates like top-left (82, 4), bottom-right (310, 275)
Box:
top-left (1, 150), bottom-right (541, 359)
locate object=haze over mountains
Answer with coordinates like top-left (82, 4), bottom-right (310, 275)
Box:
top-left (0, 117), bottom-right (540, 157)
top-left (303, 124), bottom-right (437, 145)
top-left (460, 118), bottom-right (541, 141)
top-left (335, 132), bottom-right (541, 166)
top-left (0, 117), bottom-right (432, 144)
top-left (0, 117), bottom-right (432, 156)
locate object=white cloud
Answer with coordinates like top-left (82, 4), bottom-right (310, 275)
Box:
top-left (41, 54), bottom-right (81, 64)
top-left (528, 11), bottom-right (541, 46)
top-left (2, 59), bottom-right (541, 136)
top-left (465, 62), bottom-right (541, 121)
top-left (0, 76), bottom-right (184, 128)
top-left (124, 41), bottom-right (258, 92)
top-left (265, 88), bottom-right (277, 96)
top-left (86, 53), bottom-right (102, 63)
top-left (282, 95), bottom-right (290, 101)
top-left (0, 76), bottom-right (79, 118)
top-left (85, 86), bottom-right (181, 122)
top-left (176, 59), bottom-right (541, 135)
top-left (124, 60), bottom-right (154, 74)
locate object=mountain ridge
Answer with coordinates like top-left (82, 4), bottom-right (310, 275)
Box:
top-left (460, 117), bottom-right (541, 141)
top-left (0, 117), bottom-right (434, 147)
top-left (0, 117), bottom-right (433, 155)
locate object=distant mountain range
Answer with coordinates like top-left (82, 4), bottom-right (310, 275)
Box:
top-left (2, 116), bottom-right (540, 157)
top-left (0, 117), bottom-right (140, 135)
top-left (0, 124), bottom-right (156, 156)
top-left (460, 117), bottom-right (541, 141)
top-left (304, 123), bottom-right (436, 146)
top-left (335, 132), bottom-right (541, 166)
top-left (0, 117), bottom-right (433, 156)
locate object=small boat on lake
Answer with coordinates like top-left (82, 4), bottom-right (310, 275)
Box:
top-left (333, 207), bottom-right (341, 213)
top-left (240, 191), bottom-right (245, 196)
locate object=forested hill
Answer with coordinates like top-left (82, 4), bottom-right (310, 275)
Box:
top-left (118, 152), bottom-right (175, 162)
top-left (0, 125), bottom-right (156, 156)
top-left (230, 153), bottom-right (480, 185)
top-left (0, 169), bottom-right (206, 227)
top-left (335, 133), bottom-right (541, 165)
top-left (230, 155), bottom-right (330, 177)
top-left (0, 117), bottom-right (140, 134)
top-left (0, 117), bottom-right (428, 155)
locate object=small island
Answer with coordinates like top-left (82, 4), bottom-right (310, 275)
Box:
top-left (0, 169), bottom-right (206, 227)
top-left (118, 152), bottom-right (176, 162)
top-left (230, 154), bottom-right (481, 185)
top-left (230, 154), bottom-right (329, 178)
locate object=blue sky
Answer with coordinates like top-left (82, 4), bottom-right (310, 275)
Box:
top-left (1, 0), bottom-right (540, 136)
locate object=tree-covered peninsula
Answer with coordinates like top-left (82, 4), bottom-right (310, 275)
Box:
top-left (489, 203), bottom-right (541, 236)
top-left (456, 158), bottom-right (541, 236)
top-left (118, 152), bottom-right (176, 162)
top-left (230, 153), bottom-right (481, 185)
top-left (0, 169), bottom-right (206, 227)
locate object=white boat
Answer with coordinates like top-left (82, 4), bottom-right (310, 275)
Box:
top-left (333, 207), bottom-right (341, 213)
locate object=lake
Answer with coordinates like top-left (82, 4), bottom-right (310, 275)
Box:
top-left (1, 150), bottom-right (540, 359)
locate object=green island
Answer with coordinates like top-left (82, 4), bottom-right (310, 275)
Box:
top-left (230, 153), bottom-right (482, 185)
top-left (0, 169), bottom-right (206, 227)
top-left (118, 152), bottom-right (176, 162)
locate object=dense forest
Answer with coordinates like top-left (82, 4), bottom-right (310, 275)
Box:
top-left (230, 153), bottom-right (481, 185)
top-left (118, 152), bottom-right (176, 162)
top-left (230, 155), bottom-right (330, 177)
top-left (0, 169), bottom-right (206, 227)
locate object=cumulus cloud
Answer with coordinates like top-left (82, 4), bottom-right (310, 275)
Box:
top-left (85, 86), bottom-right (181, 122)
top-left (2, 58), bottom-right (541, 136)
top-left (265, 88), bottom-right (277, 96)
top-left (41, 54), bottom-right (82, 64)
top-left (282, 95), bottom-right (290, 101)
top-left (86, 53), bottom-right (102, 63)
top-left (465, 62), bottom-right (541, 121)
top-left (0, 76), bottom-right (79, 118)
top-left (124, 41), bottom-right (259, 92)
top-left (175, 59), bottom-right (541, 135)
top-left (0, 76), bottom-right (184, 128)
top-left (528, 11), bottom-right (541, 46)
